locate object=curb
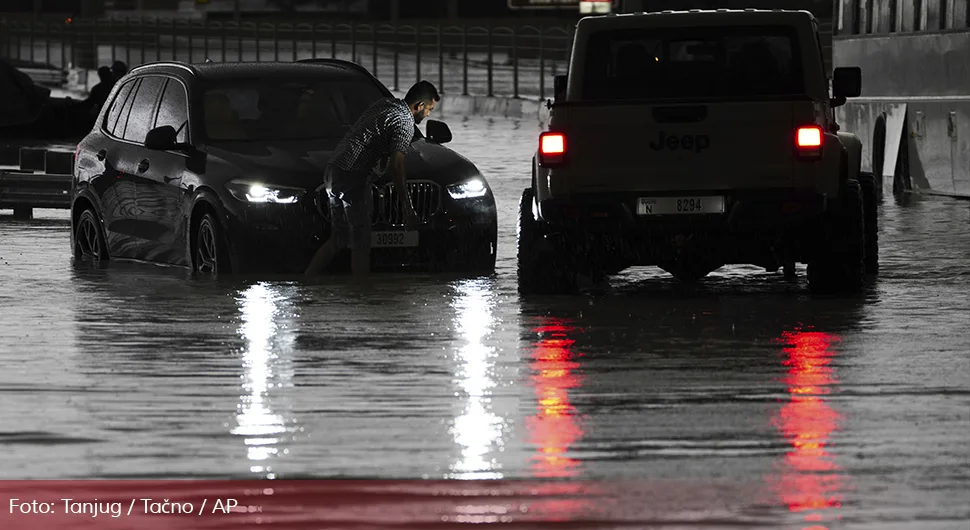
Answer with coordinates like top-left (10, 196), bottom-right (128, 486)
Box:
top-left (61, 68), bottom-right (552, 127)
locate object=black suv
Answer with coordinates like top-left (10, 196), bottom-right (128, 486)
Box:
top-left (70, 60), bottom-right (497, 274)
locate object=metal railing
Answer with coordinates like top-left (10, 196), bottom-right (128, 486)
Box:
top-left (0, 18), bottom-right (576, 100)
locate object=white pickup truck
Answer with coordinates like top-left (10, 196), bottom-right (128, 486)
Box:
top-left (517, 7), bottom-right (877, 294)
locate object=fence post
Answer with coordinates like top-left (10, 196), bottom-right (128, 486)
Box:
top-left (311, 24), bottom-right (317, 58)
top-left (331, 25), bottom-right (336, 59)
top-left (172, 18), bottom-right (178, 61)
top-left (512, 26), bottom-right (519, 99)
top-left (203, 18), bottom-right (210, 61)
top-left (437, 23), bottom-right (443, 94)
top-left (274, 23), bottom-right (279, 61)
top-left (45, 22), bottom-right (51, 67)
top-left (487, 25), bottom-right (493, 98)
top-left (155, 17), bottom-right (161, 61)
top-left (372, 25), bottom-right (378, 77)
top-left (28, 20), bottom-right (34, 62)
top-left (221, 21), bottom-right (227, 62)
top-left (462, 24), bottom-right (468, 96)
top-left (393, 25), bottom-right (399, 90)
top-left (538, 26), bottom-right (545, 100)
top-left (256, 23), bottom-right (261, 61)
top-left (415, 26), bottom-right (421, 84)
top-left (292, 24), bottom-right (297, 61)
top-left (236, 22), bottom-right (242, 61)
top-left (61, 23), bottom-right (67, 69)
top-left (351, 24), bottom-right (357, 63)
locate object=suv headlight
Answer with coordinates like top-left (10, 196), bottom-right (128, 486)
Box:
top-left (446, 177), bottom-right (488, 199)
top-left (225, 179), bottom-right (305, 204)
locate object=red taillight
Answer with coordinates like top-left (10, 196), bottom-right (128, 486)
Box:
top-left (796, 126), bottom-right (823, 158)
top-left (538, 132), bottom-right (566, 167)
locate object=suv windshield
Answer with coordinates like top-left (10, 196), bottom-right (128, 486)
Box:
top-left (582, 25), bottom-right (803, 101)
top-left (202, 77), bottom-right (387, 141)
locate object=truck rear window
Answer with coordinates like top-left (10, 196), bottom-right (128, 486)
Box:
top-left (581, 26), bottom-right (804, 101)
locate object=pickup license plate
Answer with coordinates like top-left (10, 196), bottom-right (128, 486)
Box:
top-left (637, 196), bottom-right (725, 215)
top-left (372, 230), bottom-right (419, 247)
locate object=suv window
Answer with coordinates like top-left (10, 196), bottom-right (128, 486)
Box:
top-left (121, 76), bottom-right (165, 144)
top-left (582, 26), bottom-right (803, 101)
top-left (154, 78), bottom-right (189, 143)
top-left (104, 79), bottom-right (136, 136)
top-left (201, 77), bottom-right (386, 141)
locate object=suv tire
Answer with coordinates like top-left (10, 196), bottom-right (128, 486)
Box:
top-left (516, 188), bottom-right (577, 295)
top-left (807, 180), bottom-right (866, 294)
top-left (857, 171), bottom-right (879, 275)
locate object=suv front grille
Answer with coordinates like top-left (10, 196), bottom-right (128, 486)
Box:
top-left (317, 180), bottom-right (441, 226)
top-left (371, 181), bottom-right (441, 226)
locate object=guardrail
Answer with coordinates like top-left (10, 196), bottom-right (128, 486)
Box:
top-left (0, 146), bottom-right (73, 218)
top-left (0, 18), bottom-right (576, 100)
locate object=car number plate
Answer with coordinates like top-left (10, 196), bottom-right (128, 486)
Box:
top-left (372, 231), bottom-right (419, 247)
top-left (637, 196), bottom-right (725, 215)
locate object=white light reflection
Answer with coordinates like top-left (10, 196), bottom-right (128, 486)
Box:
top-left (231, 282), bottom-right (298, 478)
top-left (447, 278), bottom-right (504, 479)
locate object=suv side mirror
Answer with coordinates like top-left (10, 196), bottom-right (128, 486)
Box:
top-left (426, 119), bottom-right (452, 144)
top-left (832, 66), bottom-right (861, 107)
top-left (145, 125), bottom-right (178, 150)
top-left (553, 74), bottom-right (567, 102)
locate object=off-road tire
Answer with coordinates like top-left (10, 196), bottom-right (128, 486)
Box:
top-left (807, 180), bottom-right (866, 294)
top-left (858, 171), bottom-right (879, 275)
top-left (516, 188), bottom-right (577, 295)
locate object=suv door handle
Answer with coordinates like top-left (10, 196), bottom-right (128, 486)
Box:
top-left (96, 149), bottom-right (106, 161)
top-left (137, 159), bottom-right (150, 173)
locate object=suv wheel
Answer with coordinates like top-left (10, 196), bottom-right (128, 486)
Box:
top-left (857, 171), bottom-right (879, 275)
top-left (516, 188), bottom-right (577, 295)
top-left (194, 212), bottom-right (231, 275)
top-left (73, 208), bottom-right (109, 264)
top-left (807, 180), bottom-right (866, 294)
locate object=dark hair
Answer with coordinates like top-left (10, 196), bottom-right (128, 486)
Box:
top-left (404, 80), bottom-right (440, 105)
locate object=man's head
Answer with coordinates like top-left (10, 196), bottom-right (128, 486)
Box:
top-left (111, 60), bottom-right (128, 80)
top-left (97, 66), bottom-right (113, 83)
top-left (403, 81), bottom-right (439, 124)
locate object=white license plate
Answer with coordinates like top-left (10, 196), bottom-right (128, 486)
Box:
top-left (372, 230), bottom-right (419, 247)
top-left (637, 196), bottom-right (725, 215)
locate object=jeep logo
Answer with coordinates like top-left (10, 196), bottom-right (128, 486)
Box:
top-left (649, 131), bottom-right (710, 153)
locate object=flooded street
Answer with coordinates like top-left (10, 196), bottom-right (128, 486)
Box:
top-left (1, 115), bottom-right (968, 529)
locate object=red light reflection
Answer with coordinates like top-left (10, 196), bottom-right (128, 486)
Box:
top-left (526, 319), bottom-right (585, 478)
top-left (771, 329), bottom-right (846, 529)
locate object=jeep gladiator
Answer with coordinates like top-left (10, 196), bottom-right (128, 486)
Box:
top-left (517, 6), bottom-right (877, 294)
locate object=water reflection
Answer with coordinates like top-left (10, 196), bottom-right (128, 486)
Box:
top-left (526, 319), bottom-right (585, 478)
top-left (231, 282), bottom-right (298, 478)
top-left (447, 278), bottom-right (504, 479)
top-left (771, 329), bottom-right (846, 529)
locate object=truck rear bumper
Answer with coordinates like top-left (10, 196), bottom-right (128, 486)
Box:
top-left (536, 189), bottom-right (831, 267)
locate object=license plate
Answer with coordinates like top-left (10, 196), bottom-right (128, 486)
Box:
top-left (637, 196), bottom-right (725, 215)
top-left (372, 230), bottom-right (419, 247)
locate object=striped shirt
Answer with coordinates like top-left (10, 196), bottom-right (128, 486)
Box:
top-left (329, 97), bottom-right (415, 176)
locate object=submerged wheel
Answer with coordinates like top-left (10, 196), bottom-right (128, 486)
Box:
top-left (807, 180), bottom-right (866, 295)
top-left (73, 209), bottom-right (108, 263)
top-left (516, 188), bottom-right (577, 295)
top-left (194, 212), bottom-right (231, 275)
top-left (857, 171), bottom-right (879, 275)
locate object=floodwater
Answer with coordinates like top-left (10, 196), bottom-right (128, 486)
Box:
top-left (1, 115), bottom-right (968, 529)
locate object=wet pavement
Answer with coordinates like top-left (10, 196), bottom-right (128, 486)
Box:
top-left (1, 115), bottom-right (969, 529)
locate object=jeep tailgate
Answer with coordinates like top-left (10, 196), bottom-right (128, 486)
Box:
top-left (551, 101), bottom-right (798, 192)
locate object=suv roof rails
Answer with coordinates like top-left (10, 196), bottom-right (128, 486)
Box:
top-left (129, 61), bottom-right (197, 76)
top-left (296, 58), bottom-right (373, 76)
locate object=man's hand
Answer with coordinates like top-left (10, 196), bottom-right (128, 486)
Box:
top-left (401, 199), bottom-right (419, 231)
top-left (390, 150), bottom-right (419, 231)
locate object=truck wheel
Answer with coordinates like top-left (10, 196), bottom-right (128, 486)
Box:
top-left (807, 180), bottom-right (866, 295)
top-left (857, 171), bottom-right (879, 275)
top-left (516, 188), bottom-right (577, 295)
